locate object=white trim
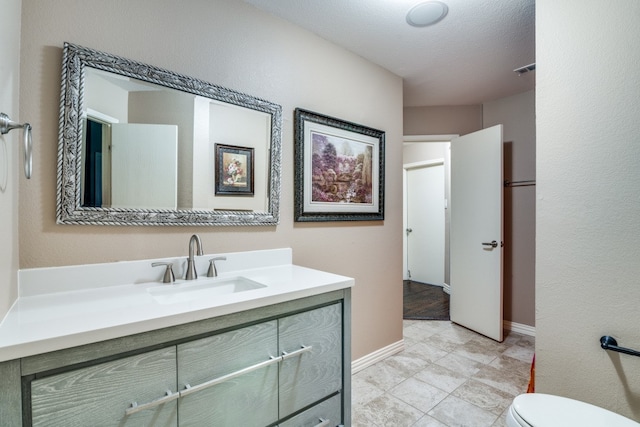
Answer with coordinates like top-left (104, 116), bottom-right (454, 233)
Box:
top-left (442, 282), bottom-right (451, 294)
top-left (86, 108), bottom-right (119, 124)
top-left (505, 320), bottom-right (536, 337)
top-left (403, 134), bottom-right (458, 143)
top-left (403, 158), bottom-right (444, 171)
top-left (351, 340), bottom-right (404, 374)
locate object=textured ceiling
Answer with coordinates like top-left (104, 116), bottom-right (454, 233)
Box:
top-left (243, 0), bottom-right (535, 107)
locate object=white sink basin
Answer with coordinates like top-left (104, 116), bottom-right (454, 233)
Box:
top-left (148, 276), bottom-right (266, 304)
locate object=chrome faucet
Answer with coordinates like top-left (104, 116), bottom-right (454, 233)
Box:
top-left (185, 234), bottom-right (204, 280)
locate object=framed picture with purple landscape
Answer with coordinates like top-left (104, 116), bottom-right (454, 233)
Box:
top-left (215, 143), bottom-right (254, 196)
top-left (294, 108), bottom-right (385, 222)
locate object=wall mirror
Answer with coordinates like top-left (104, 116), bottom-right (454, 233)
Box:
top-left (57, 42), bottom-right (282, 226)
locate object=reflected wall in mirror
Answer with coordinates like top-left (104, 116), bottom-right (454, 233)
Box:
top-left (57, 42), bottom-right (282, 226)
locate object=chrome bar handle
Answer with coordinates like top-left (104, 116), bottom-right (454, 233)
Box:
top-left (281, 345), bottom-right (313, 361)
top-left (0, 112), bottom-right (32, 179)
top-left (125, 390), bottom-right (178, 416)
top-left (24, 123), bottom-right (32, 179)
top-left (314, 418), bottom-right (332, 427)
top-left (180, 355), bottom-right (281, 398)
top-left (600, 336), bottom-right (640, 358)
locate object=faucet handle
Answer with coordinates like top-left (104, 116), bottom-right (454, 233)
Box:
top-left (152, 262), bottom-right (176, 284)
top-left (207, 256), bottom-right (227, 277)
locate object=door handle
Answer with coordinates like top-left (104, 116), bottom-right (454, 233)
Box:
top-left (482, 241), bottom-right (498, 248)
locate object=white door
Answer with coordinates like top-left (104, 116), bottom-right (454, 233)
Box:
top-left (450, 125), bottom-right (503, 341)
top-left (110, 123), bottom-right (178, 209)
top-left (406, 162), bottom-right (445, 286)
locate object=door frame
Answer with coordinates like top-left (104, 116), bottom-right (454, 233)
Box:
top-left (402, 135), bottom-right (457, 292)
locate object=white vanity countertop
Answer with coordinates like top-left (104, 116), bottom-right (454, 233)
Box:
top-left (0, 248), bottom-right (354, 362)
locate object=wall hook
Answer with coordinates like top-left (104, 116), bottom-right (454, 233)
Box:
top-left (0, 112), bottom-right (32, 179)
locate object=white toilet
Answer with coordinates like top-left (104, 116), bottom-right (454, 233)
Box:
top-left (506, 393), bottom-right (640, 426)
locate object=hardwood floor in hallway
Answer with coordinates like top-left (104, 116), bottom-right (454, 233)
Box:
top-left (403, 281), bottom-right (450, 321)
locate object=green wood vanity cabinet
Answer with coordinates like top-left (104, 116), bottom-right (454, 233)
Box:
top-left (31, 347), bottom-right (179, 426)
top-left (177, 320), bottom-right (279, 426)
top-left (1, 289), bottom-right (351, 427)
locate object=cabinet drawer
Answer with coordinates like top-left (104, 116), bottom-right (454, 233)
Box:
top-left (279, 303), bottom-right (342, 417)
top-left (177, 320), bottom-right (278, 426)
top-left (30, 347), bottom-right (177, 427)
top-left (279, 394), bottom-right (342, 427)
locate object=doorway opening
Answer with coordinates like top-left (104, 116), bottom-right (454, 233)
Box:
top-left (402, 135), bottom-right (455, 320)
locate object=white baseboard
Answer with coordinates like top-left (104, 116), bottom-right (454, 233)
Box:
top-left (443, 283), bottom-right (451, 294)
top-left (351, 339), bottom-right (405, 374)
top-left (505, 320), bottom-right (536, 337)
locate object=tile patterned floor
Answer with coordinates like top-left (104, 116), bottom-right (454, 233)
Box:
top-left (352, 320), bottom-right (535, 427)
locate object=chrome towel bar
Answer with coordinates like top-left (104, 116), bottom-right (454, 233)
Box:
top-left (600, 336), bottom-right (640, 358)
top-left (0, 112), bottom-right (32, 179)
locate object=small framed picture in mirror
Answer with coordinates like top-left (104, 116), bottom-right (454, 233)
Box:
top-left (215, 144), bottom-right (255, 196)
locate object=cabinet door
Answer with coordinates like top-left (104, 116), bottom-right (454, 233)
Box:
top-left (279, 303), bottom-right (343, 417)
top-left (30, 347), bottom-right (177, 427)
top-left (177, 320), bottom-right (278, 426)
top-left (279, 394), bottom-right (342, 427)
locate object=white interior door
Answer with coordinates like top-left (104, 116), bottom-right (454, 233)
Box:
top-left (111, 123), bottom-right (178, 209)
top-left (406, 162), bottom-right (445, 286)
top-left (450, 125), bottom-right (503, 341)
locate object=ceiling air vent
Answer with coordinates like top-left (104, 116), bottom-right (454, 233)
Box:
top-left (514, 63), bottom-right (536, 76)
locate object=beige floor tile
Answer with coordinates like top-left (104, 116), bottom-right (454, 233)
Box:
top-left (501, 342), bottom-right (535, 363)
top-left (404, 323), bottom-right (444, 347)
top-left (473, 364), bottom-right (530, 396)
top-left (492, 410), bottom-right (510, 427)
top-left (501, 332), bottom-right (524, 347)
top-left (452, 379), bottom-right (514, 415)
top-left (412, 414), bottom-right (449, 426)
top-left (434, 352), bottom-right (483, 377)
top-left (352, 320), bottom-right (535, 427)
top-left (357, 358), bottom-right (412, 391)
top-left (488, 354), bottom-right (532, 379)
top-left (385, 342), bottom-right (449, 377)
top-left (451, 340), bottom-right (500, 365)
top-left (414, 363), bottom-right (469, 393)
top-left (390, 377), bottom-right (448, 413)
top-left (428, 395), bottom-right (498, 427)
top-left (424, 333), bottom-right (463, 353)
top-left (412, 320), bottom-right (450, 335)
top-left (353, 393), bottom-right (425, 427)
top-left (352, 373), bottom-right (385, 407)
top-left (435, 325), bottom-right (478, 345)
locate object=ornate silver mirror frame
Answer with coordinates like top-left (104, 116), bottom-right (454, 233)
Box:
top-left (56, 42), bottom-right (282, 226)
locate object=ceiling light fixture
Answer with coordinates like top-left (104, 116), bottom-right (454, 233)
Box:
top-left (406, 1), bottom-right (449, 28)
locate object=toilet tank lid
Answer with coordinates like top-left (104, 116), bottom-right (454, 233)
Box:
top-left (512, 394), bottom-right (640, 426)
